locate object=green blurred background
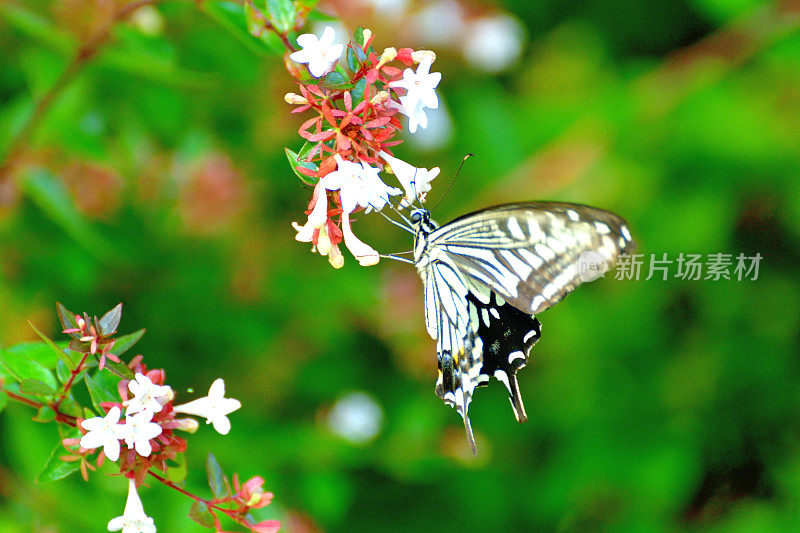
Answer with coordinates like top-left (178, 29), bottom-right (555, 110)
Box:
top-left (2, 0), bottom-right (800, 530)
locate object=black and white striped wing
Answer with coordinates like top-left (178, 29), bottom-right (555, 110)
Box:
top-left (430, 202), bottom-right (635, 315)
top-left (422, 259), bottom-right (484, 452)
top-left (467, 290), bottom-right (541, 423)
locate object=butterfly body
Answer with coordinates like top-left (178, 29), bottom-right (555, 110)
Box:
top-left (409, 202), bottom-right (635, 453)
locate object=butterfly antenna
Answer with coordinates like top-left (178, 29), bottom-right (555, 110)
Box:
top-left (383, 197), bottom-right (414, 227)
top-left (376, 208), bottom-right (414, 234)
top-left (431, 153), bottom-right (473, 213)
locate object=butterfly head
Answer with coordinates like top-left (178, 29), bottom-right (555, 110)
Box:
top-left (409, 208), bottom-right (438, 235)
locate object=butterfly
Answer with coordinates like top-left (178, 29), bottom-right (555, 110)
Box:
top-left (407, 202), bottom-right (635, 454)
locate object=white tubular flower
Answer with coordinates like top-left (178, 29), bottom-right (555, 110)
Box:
top-left (378, 151), bottom-right (440, 206)
top-left (341, 212), bottom-right (379, 266)
top-left (289, 26), bottom-right (344, 78)
top-left (80, 406), bottom-right (126, 461)
top-left (390, 55), bottom-right (441, 132)
top-left (107, 479), bottom-right (157, 533)
top-left (173, 378), bottom-right (241, 435)
top-left (322, 155), bottom-right (401, 214)
top-left (122, 412), bottom-right (162, 457)
top-left (124, 373), bottom-right (173, 416)
top-left (292, 182), bottom-right (329, 243)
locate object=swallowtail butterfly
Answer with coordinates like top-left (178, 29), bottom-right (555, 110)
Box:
top-left (408, 202), bottom-right (635, 453)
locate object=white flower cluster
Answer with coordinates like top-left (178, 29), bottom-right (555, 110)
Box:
top-left (291, 27), bottom-right (444, 267)
top-left (289, 26), bottom-right (442, 139)
top-left (80, 376), bottom-right (241, 533)
top-left (292, 150), bottom-right (440, 267)
top-left (80, 375), bottom-right (240, 461)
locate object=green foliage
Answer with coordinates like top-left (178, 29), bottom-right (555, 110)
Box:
top-left (2, 0), bottom-right (800, 532)
top-left (264, 0), bottom-right (296, 34)
top-left (37, 438), bottom-right (82, 482)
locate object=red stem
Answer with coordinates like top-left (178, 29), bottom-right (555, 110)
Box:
top-left (53, 352), bottom-right (90, 410)
top-left (2, 389), bottom-right (79, 426)
top-left (148, 470), bottom-right (246, 522)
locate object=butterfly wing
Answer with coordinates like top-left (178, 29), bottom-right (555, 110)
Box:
top-left (430, 202), bottom-right (635, 315)
top-left (421, 257), bottom-right (484, 453)
top-left (467, 290), bottom-right (541, 423)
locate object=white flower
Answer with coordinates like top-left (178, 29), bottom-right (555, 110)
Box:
top-left (292, 181), bottom-right (329, 243)
top-left (122, 411), bottom-right (162, 457)
top-left (173, 378), bottom-right (241, 435)
top-left (378, 151), bottom-right (440, 206)
top-left (107, 479), bottom-right (157, 533)
top-left (124, 373), bottom-right (173, 416)
top-left (328, 391), bottom-right (384, 444)
top-left (341, 211), bottom-right (379, 266)
top-left (462, 14), bottom-right (525, 73)
top-left (321, 154), bottom-right (401, 214)
top-left (289, 26), bottom-right (344, 78)
top-left (390, 55), bottom-right (441, 133)
top-left (80, 406), bottom-right (127, 461)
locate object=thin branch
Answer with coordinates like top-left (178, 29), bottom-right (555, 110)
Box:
top-left (53, 352), bottom-right (90, 410)
top-left (0, 0), bottom-right (298, 186)
top-left (0, 0), bottom-right (163, 185)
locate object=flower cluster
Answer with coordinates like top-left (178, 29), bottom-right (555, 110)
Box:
top-left (287, 26), bottom-right (441, 267)
top-left (75, 369), bottom-right (240, 484)
top-left (22, 303), bottom-right (279, 533)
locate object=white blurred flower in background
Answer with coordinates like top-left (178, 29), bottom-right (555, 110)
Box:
top-left (410, 0), bottom-right (466, 46)
top-left (462, 14), bottom-right (526, 73)
top-left (327, 391), bottom-right (384, 444)
top-left (355, 0), bottom-right (409, 17)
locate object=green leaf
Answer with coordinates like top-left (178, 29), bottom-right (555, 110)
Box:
top-left (285, 148), bottom-right (318, 185)
top-left (0, 344), bottom-right (59, 389)
top-left (206, 453), bottom-right (231, 498)
top-left (19, 379), bottom-right (56, 397)
top-left (55, 360), bottom-right (71, 383)
top-left (99, 303), bottom-right (123, 335)
top-left (58, 398), bottom-right (82, 418)
top-left (166, 453), bottom-right (188, 483)
top-left (37, 441), bottom-right (81, 482)
top-left (28, 319), bottom-right (77, 370)
top-left (188, 500), bottom-right (215, 528)
top-left (19, 168), bottom-right (113, 259)
top-left (346, 46), bottom-right (359, 73)
top-left (354, 26), bottom-right (365, 47)
top-left (354, 41), bottom-right (367, 63)
top-left (320, 71), bottom-right (351, 90)
top-left (203, 1), bottom-right (284, 55)
top-left (109, 328), bottom-right (145, 358)
top-left (84, 374), bottom-right (118, 415)
top-left (33, 405), bottom-right (56, 423)
top-left (265, 0), bottom-right (296, 34)
top-left (57, 303), bottom-right (81, 338)
top-left (244, 0), bottom-right (261, 36)
top-left (0, 391), bottom-right (7, 414)
top-left (351, 77), bottom-right (367, 104)
top-left (102, 359), bottom-right (134, 380)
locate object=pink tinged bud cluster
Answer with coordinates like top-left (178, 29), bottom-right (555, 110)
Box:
top-left (287, 28), bottom-right (442, 268)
